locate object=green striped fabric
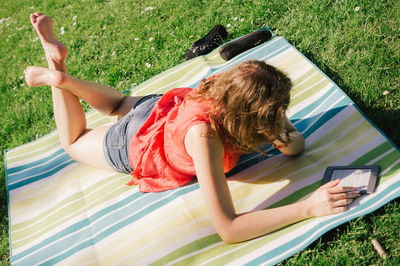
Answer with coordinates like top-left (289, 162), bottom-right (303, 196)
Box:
top-left (6, 34), bottom-right (400, 265)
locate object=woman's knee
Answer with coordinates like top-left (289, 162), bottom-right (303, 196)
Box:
top-left (111, 96), bottom-right (141, 120)
top-left (61, 140), bottom-right (81, 161)
top-left (59, 129), bottom-right (90, 160)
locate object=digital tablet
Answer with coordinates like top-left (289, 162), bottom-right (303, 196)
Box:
top-left (322, 165), bottom-right (380, 194)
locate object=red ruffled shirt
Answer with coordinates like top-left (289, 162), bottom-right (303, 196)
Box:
top-left (127, 87), bottom-right (242, 192)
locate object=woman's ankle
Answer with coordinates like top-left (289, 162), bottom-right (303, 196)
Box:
top-left (50, 70), bottom-right (68, 88)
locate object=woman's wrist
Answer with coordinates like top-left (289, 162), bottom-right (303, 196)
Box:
top-left (298, 199), bottom-right (312, 219)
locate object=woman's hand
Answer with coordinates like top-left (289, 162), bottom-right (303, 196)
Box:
top-left (304, 179), bottom-right (359, 217)
top-left (271, 117), bottom-right (305, 156)
top-left (273, 130), bottom-right (305, 156)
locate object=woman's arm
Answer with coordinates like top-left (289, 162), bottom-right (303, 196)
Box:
top-left (185, 123), bottom-right (357, 244)
top-left (272, 116), bottom-right (305, 156)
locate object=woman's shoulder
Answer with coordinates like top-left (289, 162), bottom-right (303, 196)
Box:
top-left (184, 123), bottom-right (224, 159)
top-left (187, 123), bottom-right (218, 138)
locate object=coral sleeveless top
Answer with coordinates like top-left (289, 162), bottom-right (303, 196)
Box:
top-left (128, 87), bottom-right (242, 192)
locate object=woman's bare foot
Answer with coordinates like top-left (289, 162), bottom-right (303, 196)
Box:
top-left (30, 12), bottom-right (68, 67)
top-left (24, 66), bottom-right (64, 87)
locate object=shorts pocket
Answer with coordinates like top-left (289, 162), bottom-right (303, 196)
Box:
top-left (109, 123), bottom-right (127, 149)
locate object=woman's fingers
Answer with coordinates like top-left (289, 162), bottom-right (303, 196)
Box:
top-left (332, 206), bottom-right (347, 214)
top-left (328, 185), bottom-right (356, 194)
top-left (306, 180), bottom-right (361, 217)
top-left (332, 198), bottom-right (354, 207)
top-left (329, 191), bottom-right (359, 202)
top-left (329, 198), bottom-right (354, 215)
top-left (328, 190), bottom-right (360, 212)
top-left (321, 179), bottom-right (341, 189)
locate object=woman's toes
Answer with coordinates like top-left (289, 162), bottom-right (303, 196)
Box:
top-left (30, 14), bottom-right (37, 24)
top-left (30, 12), bottom-right (44, 24)
top-left (33, 12), bottom-right (43, 17)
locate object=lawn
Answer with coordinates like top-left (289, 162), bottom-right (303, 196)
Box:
top-left (1, 0), bottom-right (399, 264)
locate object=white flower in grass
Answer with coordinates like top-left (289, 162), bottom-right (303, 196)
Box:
top-left (239, 18), bottom-right (244, 22)
top-left (145, 7), bottom-right (155, 11)
top-left (227, 23), bottom-right (231, 28)
top-left (112, 51), bottom-right (116, 56)
top-left (73, 15), bottom-right (78, 21)
top-left (382, 90), bottom-right (389, 96)
top-left (354, 6), bottom-right (360, 11)
top-left (233, 17), bottom-right (238, 21)
top-left (145, 62), bottom-right (151, 68)
top-left (0, 17), bottom-right (10, 24)
top-left (149, 37), bottom-right (154, 42)
top-left (60, 26), bottom-right (65, 35)
top-left (134, 37), bottom-right (139, 41)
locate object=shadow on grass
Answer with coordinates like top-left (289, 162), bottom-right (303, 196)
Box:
top-left (300, 50), bottom-right (400, 149)
top-left (280, 197), bottom-right (400, 263)
top-left (277, 50), bottom-right (400, 263)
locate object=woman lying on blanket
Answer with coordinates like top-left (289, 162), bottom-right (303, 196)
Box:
top-left (24, 13), bottom-right (359, 243)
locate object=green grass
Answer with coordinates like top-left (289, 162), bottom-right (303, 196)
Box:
top-left (1, 0), bottom-right (399, 264)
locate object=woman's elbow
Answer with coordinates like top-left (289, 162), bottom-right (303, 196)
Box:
top-left (216, 223), bottom-right (245, 244)
top-left (218, 229), bottom-right (238, 244)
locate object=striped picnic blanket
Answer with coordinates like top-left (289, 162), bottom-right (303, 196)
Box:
top-left (6, 32), bottom-right (400, 265)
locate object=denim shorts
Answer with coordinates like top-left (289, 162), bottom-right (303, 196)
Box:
top-left (103, 94), bottom-right (163, 174)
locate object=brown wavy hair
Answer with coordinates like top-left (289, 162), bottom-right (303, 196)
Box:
top-left (186, 60), bottom-right (292, 153)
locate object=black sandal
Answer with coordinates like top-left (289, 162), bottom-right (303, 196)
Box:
top-left (219, 30), bottom-right (272, 61)
top-left (182, 24), bottom-right (228, 60)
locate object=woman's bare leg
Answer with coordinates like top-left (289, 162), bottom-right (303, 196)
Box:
top-left (26, 12), bottom-right (138, 171)
top-left (30, 13), bottom-right (140, 118)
